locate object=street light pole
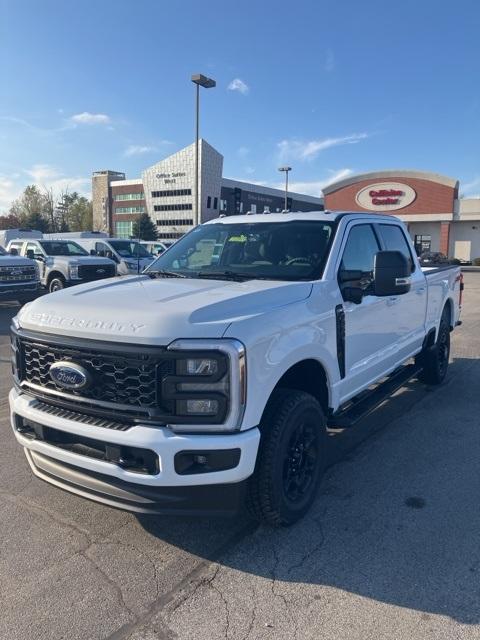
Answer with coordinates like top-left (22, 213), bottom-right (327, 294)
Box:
top-left (191, 74), bottom-right (216, 227)
top-left (278, 166), bottom-right (292, 211)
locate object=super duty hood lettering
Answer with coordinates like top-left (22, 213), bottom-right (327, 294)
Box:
top-left (28, 312), bottom-right (145, 334)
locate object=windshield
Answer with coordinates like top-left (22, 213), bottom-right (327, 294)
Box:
top-left (146, 220), bottom-right (336, 281)
top-left (39, 241), bottom-right (88, 256)
top-left (109, 240), bottom-right (152, 258)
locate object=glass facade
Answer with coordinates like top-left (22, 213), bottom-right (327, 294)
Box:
top-left (115, 221), bottom-right (135, 238)
top-left (115, 206), bottom-right (145, 214)
top-left (114, 193), bottom-right (145, 201)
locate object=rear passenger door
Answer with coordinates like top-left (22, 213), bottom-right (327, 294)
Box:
top-left (375, 222), bottom-right (427, 360)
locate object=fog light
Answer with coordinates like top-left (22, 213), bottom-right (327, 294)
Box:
top-left (186, 399), bottom-right (219, 415)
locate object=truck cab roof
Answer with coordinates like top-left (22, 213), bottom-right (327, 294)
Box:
top-left (205, 211), bottom-right (403, 225)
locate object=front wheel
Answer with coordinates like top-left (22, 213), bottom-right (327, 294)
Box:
top-left (247, 389), bottom-right (328, 526)
top-left (418, 307), bottom-right (451, 385)
top-left (48, 277), bottom-right (65, 293)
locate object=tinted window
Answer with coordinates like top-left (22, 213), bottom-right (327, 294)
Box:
top-left (39, 241), bottom-right (88, 256)
top-left (146, 221), bottom-right (336, 281)
top-left (340, 224), bottom-right (380, 276)
top-left (379, 224), bottom-right (415, 272)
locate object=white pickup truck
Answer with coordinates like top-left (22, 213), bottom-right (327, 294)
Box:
top-left (9, 212), bottom-right (462, 525)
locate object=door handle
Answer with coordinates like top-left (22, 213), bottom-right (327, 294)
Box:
top-left (417, 287), bottom-right (426, 294)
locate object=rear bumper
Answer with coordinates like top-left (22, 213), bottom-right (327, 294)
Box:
top-left (10, 388), bottom-right (260, 514)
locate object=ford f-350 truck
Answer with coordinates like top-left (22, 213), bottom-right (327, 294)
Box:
top-left (9, 212), bottom-right (462, 525)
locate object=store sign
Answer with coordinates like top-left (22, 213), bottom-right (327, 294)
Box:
top-left (155, 171), bottom-right (187, 184)
top-left (355, 182), bottom-right (416, 211)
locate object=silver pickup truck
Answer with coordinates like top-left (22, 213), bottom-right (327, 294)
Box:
top-left (7, 238), bottom-right (116, 292)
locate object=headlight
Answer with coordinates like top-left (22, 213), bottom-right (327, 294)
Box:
top-left (34, 262), bottom-right (40, 278)
top-left (126, 262), bottom-right (138, 271)
top-left (163, 339), bottom-right (246, 433)
top-left (69, 265), bottom-right (80, 279)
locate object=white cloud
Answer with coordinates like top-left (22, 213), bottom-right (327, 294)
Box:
top-left (237, 146), bottom-right (250, 157)
top-left (325, 48), bottom-right (335, 72)
top-left (70, 112), bottom-right (111, 125)
top-left (462, 176), bottom-right (480, 197)
top-left (277, 133), bottom-right (368, 162)
top-left (228, 78), bottom-right (249, 95)
top-left (24, 164), bottom-right (90, 196)
top-left (0, 175), bottom-right (22, 212)
top-left (124, 145), bottom-right (157, 157)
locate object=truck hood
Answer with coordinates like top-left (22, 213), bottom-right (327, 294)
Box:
top-left (17, 275), bottom-right (313, 344)
top-left (0, 256), bottom-right (37, 267)
top-left (45, 256), bottom-right (114, 267)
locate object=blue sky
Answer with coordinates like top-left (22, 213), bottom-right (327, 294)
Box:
top-left (1, 0), bottom-right (480, 212)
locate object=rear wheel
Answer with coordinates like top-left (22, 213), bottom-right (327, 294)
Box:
top-left (48, 276), bottom-right (65, 293)
top-left (247, 389), bottom-right (328, 526)
top-left (418, 307), bottom-right (451, 385)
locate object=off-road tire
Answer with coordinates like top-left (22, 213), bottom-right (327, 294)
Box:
top-left (246, 389), bottom-right (328, 527)
top-left (418, 306), bottom-right (451, 385)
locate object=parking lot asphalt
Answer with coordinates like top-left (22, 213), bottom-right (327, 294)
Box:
top-left (1, 274), bottom-right (479, 640)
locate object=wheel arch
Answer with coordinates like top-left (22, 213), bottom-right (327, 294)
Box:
top-left (46, 271), bottom-right (66, 286)
top-left (258, 358), bottom-right (331, 426)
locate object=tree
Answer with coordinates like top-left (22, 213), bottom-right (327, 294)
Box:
top-left (9, 185), bottom-right (45, 224)
top-left (66, 195), bottom-right (93, 231)
top-left (132, 213), bottom-right (157, 240)
top-left (0, 213), bottom-right (22, 229)
top-left (25, 211), bottom-right (50, 232)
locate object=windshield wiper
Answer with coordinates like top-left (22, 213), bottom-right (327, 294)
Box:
top-left (146, 269), bottom-right (187, 279)
top-left (194, 271), bottom-right (268, 282)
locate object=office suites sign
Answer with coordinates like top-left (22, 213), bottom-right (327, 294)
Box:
top-left (355, 182), bottom-right (416, 211)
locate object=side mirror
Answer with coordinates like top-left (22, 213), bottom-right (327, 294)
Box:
top-left (26, 249), bottom-right (35, 260)
top-left (374, 251), bottom-right (411, 296)
top-left (90, 249), bottom-right (97, 256)
top-left (9, 248), bottom-right (18, 256)
top-left (343, 287), bottom-right (364, 304)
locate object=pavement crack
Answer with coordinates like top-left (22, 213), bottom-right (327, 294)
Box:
top-left (270, 542), bottom-right (299, 640)
top-left (206, 565), bottom-right (231, 640)
top-left (287, 511), bottom-right (327, 576)
top-left (83, 548), bottom-right (139, 622)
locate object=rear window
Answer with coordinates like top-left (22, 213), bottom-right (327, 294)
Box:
top-left (378, 224), bottom-right (415, 272)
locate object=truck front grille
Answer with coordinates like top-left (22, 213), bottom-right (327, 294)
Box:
top-left (15, 332), bottom-right (175, 418)
top-left (0, 265), bottom-right (37, 282)
top-left (78, 264), bottom-right (116, 281)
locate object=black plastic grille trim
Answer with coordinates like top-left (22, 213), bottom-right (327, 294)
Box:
top-left (78, 264), bottom-right (116, 281)
top-left (30, 398), bottom-right (132, 431)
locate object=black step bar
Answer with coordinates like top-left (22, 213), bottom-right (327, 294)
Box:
top-left (328, 363), bottom-right (422, 429)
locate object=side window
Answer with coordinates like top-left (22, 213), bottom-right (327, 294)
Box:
top-left (378, 224), bottom-right (415, 272)
top-left (339, 224), bottom-right (380, 282)
top-left (95, 242), bottom-right (108, 257)
top-left (26, 242), bottom-right (41, 257)
top-left (9, 241), bottom-right (23, 253)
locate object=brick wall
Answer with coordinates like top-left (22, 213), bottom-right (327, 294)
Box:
top-left (324, 177), bottom-right (456, 215)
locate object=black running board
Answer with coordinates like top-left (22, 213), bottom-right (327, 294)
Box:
top-left (328, 363), bottom-right (422, 429)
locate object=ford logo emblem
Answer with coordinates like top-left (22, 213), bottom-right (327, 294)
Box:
top-left (49, 361), bottom-right (91, 390)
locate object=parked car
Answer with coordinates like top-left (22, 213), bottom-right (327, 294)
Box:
top-left (0, 244), bottom-right (41, 303)
top-left (71, 237), bottom-right (155, 275)
top-left (7, 238), bottom-right (117, 292)
top-left (139, 240), bottom-right (167, 256)
top-left (10, 212), bottom-right (462, 525)
top-left (419, 251), bottom-right (450, 265)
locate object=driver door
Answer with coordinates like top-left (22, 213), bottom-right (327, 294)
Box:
top-left (337, 223), bottom-right (399, 402)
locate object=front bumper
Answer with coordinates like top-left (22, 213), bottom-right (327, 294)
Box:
top-left (9, 388), bottom-right (260, 514)
top-left (0, 281), bottom-right (40, 299)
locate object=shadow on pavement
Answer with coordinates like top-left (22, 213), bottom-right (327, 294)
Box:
top-left (138, 356), bottom-right (480, 625)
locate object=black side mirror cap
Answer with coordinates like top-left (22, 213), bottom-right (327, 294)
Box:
top-left (374, 251), bottom-right (411, 296)
top-left (343, 286), bottom-right (364, 304)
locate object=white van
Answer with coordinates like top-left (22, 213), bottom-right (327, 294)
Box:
top-left (73, 237), bottom-right (155, 275)
top-left (0, 228), bottom-right (42, 248)
top-left (139, 241), bottom-right (167, 256)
